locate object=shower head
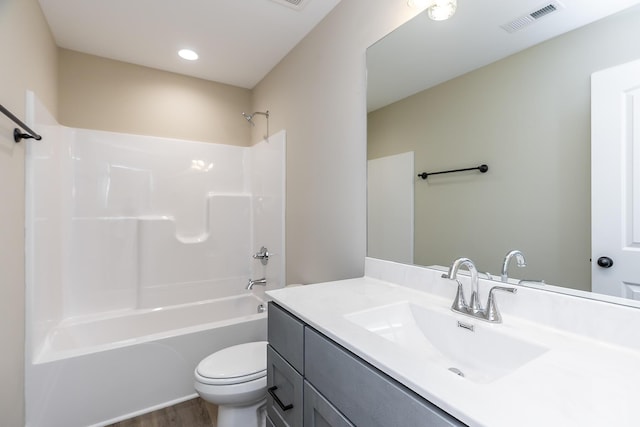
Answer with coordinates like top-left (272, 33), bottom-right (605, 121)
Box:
top-left (241, 110), bottom-right (270, 141)
top-left (242, 112), bottom-right (256, 126)
top-left (242, 111), bottom-right (269, 127)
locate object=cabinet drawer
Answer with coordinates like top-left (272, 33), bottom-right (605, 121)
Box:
top-left (267, 345), bottom-right (303, 427)
top-left (268, 302), bottom-right (305, 373)
top-left (304, 381), bottom-right (354, 427)
top-left (304, 328), bottom-right (466, 427)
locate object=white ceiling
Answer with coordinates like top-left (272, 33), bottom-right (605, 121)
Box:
top-left (38, 0), bottom-right (342, 89)
top-left (367, 0), bottom-right (640, 111)
top-left (37, 0), bottom-right (640, 102)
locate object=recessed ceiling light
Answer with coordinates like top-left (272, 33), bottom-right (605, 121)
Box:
top-left (407, 0), bottom-right (458, 21)
top-left (427, 0), bottom-right (457, 21)
top-left (178, 49), bottom-right (199, 61)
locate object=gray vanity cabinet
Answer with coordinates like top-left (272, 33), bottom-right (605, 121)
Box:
top-left (267, 345), bottom-right (304, 427)
top-left (267, 302), bottom-right (466, 427)
top-left (267, 303), bottom-right (305, 427)
top-left (303, 381), bottom-right (354, 427)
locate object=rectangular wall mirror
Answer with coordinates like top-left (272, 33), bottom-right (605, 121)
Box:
top-left (366, 0), bottom-right (640, 306)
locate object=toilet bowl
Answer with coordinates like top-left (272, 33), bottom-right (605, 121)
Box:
top-left (194, 341), bottom-right (268, 427)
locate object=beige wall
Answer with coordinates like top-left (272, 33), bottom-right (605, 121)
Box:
top-left (252, 0), bottom-right (418, 285)
top-left (368, 8), bottom-right (640, 291)
top-left (0, 0), bottom-right (58, 425)
top-left (59, 49), bottom-right (252, 145)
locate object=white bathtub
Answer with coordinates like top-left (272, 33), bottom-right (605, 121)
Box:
top-left (26, 294), bottom-right (268, 427)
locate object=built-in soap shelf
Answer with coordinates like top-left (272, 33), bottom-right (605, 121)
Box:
top-left (145, 193), bottom-right (253, 244)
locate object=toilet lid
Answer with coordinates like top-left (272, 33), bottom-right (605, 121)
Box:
top-left (196, 341), bottom-right (267, 385)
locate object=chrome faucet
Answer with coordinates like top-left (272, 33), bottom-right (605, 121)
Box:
top-left (446, 257), bottom-right (517, 323)
top-left (501, 250), bottom-right (526, 283)
top-left (246, 278), bottom-right (267, 290)
top-left (447, 257), bottom-right (481, 314)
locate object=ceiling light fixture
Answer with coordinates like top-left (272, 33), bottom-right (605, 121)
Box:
top-left (408, 0), bottom-right (457, 21)
top-left (178, 49), bottom-right (199, 61)
top-left (427, 0), bottom-right (457, 20)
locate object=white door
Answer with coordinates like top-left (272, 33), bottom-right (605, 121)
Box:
top-left (591, 58), bottom-right (640, 300)
top-left (367, 152), bottom-right (414, 264)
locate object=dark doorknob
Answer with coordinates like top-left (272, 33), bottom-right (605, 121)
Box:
top-left (597, 256), bottom-right (614, 268)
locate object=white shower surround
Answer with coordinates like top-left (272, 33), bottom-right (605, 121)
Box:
top-left (24, 92), bottom-right (285, 426)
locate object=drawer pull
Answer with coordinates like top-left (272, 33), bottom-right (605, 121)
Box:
top-left (268, 385), bottom-right (294, 411)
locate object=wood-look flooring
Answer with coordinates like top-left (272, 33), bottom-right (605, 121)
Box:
top-left (107, 398), bottom-right (217, 427)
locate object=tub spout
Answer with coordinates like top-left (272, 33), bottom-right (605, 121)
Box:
top-left (247, 278), bottom-right (267, 290)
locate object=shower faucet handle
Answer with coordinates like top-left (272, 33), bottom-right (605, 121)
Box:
top-left (253, 246), bottom-right (270, 265)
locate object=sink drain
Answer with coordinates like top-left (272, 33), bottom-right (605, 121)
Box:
top-left (448, 367), bottom-right (465, 377)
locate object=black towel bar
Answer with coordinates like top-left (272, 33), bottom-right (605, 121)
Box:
top-left (0, 103), bottom-right (42, 143)
top-left (418, 164), bottom-right (488, 180)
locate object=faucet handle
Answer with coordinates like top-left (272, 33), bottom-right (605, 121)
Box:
top-left (253, 246), bottom-right (270, 265)
top-left (485, 286), bottom-right (517, 323)
top-left (450, 280), bottom-right (468, 312)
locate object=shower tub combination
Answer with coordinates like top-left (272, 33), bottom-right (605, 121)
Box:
top-left (28, 294), bottom-right (267, 427)
top-left (25, 93), bottom-right (285, 427)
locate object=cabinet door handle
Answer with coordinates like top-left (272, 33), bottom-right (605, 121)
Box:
top-left (268, 385), bottom-right (294, 411)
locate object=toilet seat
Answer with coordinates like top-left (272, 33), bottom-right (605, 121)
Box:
top-left (195, 341), bottom-right (267, 386)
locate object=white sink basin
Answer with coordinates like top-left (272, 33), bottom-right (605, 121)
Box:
top-left (345, 302), bottom-right (548, 384)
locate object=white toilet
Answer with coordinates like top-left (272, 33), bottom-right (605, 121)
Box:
top-left (194, 341), bottom-right (268, 427)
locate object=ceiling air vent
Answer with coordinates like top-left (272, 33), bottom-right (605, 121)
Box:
top-left (501, 1), bottom-right (564, 34)
top-left (268, 0), bottom-right (309, 10)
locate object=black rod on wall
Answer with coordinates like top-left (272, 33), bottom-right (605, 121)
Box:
top-left (0, 103), bottom-right (42, 143)
top-left (417, 164), bottom-right (488, 180)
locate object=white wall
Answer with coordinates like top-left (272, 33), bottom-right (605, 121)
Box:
top-left (252, 0), bottom-right (420, 285)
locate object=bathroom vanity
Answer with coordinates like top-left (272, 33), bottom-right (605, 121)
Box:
top-left (266, 301), bottom-right (464, 427)
top-left (265, 258), bottom-right (640, 427)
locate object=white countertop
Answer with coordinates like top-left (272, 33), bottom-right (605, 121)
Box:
top-left (267, 277), bottom-right (640, 427)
